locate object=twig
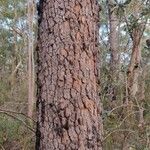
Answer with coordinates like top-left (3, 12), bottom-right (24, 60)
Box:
top-left (108, 104), bottom-right (142, 116)
top-left (0, 108), bottom-right (36, 123)
top-left (103, 129), bottom-right (136, 141)
top-left (0, 144), bottom-right (5, 150)
top-left (0, 111), bottom-right (35, 133)
top-left (118, 111), bottom-right (139, 128)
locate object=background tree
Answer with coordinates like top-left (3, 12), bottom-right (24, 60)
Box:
top-left (0, 0), bottom-right (36, 149)
top-left (27, 0), bottom-right (35, 118)
top-left (100, 0), bottom-right (150, 149)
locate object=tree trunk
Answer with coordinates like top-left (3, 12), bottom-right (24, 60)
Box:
top-left (127, 24), bottom-right (144, 98)
top-left (105, 0), bottom-right (119, 102)
top-left (123, 20), bottom-right (146, 150)
top-left (27, 0), bottom-right (35, 118)
top-left (11, 2), bottom-right (18, 90)
top-left (107, 0), bottom-right (119, 80)
top-left (35, 0), bottom-right (102, 149)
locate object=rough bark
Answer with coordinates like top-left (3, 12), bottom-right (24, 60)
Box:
top-left (36, 0), bottom-right (102, 150)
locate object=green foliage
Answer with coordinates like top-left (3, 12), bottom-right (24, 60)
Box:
top-left (0, 0), bottom-right (35, 149)
top-left (0, 114), bottom-right (35, 149)
top-left (100, 0), bottom-right (150, 149)
top-left (0, 115), bottom-right (21, 144)
top-left (0, 80), bottom-right (11, 105)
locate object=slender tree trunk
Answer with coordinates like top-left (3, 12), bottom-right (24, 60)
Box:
top-left (122, 20), bottom-right (146, 150)
top-left (36, 0), bottom-right (102, 149)
top-left (106, 0), bottom-right (119, 102)
top-left (137, 62), bottom-right (148, 129)
top-left (127, 25), bottom-right (144, 98)
top-left (11, 2), bottom-right (18, 90)
top-left (121, 8), bottom-right (147, 147)
top-left (27, 0), bottom-right (35, 118)
top-left (107, 0), bottom-right (119, 81)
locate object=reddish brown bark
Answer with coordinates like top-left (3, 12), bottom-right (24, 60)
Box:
top-left (36, 0), bottom-right (102, 149)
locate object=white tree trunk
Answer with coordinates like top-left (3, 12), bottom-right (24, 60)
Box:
top-left (27, 0), bottom-right (35, 118)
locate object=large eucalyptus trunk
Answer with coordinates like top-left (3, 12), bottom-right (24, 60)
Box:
top-left (36, 0), bottom-right (103, 149)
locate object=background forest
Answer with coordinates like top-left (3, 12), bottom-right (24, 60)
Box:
top-left (0, 0), bottom-right (149, 149)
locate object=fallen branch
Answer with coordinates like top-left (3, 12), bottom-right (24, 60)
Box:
top-left (0, 108), bottom-right (36, 123)
top-left (0, 110), bottom-right (35, 133)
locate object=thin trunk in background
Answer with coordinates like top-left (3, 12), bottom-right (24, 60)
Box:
top-left (127, 25), bottom-right (143, 98)
top-left (125, 1), bottom-right (147, 102)
top-left (122, 11), bottom-right (147, 150)
top-left (11, 2), bottom-right (19, 90)
top-left (107, 0), bottom-right (119, 101)
top-left (108, 0), bottom-right (119, 80)
top-left (27, 0), bottom-right (35, 118)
